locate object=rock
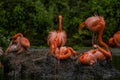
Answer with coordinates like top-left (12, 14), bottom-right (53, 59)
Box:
top-left (4, 49), bottom-right (120, 80)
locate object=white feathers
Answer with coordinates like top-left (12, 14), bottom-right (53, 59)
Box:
top-left (47, 30), bottom-right (58, 46)
top-left (47, 30), bottom-right (67, 47)
top-left (57, 31), bottom-right (67, 46)
top-left (9, 44), bottom-right (18, 52)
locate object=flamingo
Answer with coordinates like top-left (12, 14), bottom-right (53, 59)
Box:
top-left (79, 44), bottom-right (112, 65)
top-left (47, 15), bottom-right (67, 54)
top-left (109, 31), bottom-right (120, 47)
top-left (54, 46), bottom-right (77, 60)
top-left (5, 33), bottom-right (30, 55)
top-left (47, 16), bottom-right (73, 80)
top-left (13, 33), bottom-right (30, 49)
top-left (78, 16), bottom-right (112, 65)
top-left (79, 16), bottom-right (110, 51)
top-left (47, 15), bottom-right (78, 59)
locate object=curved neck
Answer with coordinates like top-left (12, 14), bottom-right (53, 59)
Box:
top-left (13, 33), bottom-right (23, 40)
top-left (58, 15), bottom-right (62, 32)
top-left (98, 31), bottom-right (110, 51)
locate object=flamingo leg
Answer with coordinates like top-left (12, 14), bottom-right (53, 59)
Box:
top-left (92, 32), bottom-right (95, 45)
top-left (92, 32), bottom-right (98, 45)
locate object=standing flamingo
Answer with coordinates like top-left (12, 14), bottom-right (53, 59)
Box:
top-left (47, 15), bottom-right (77, 59)
top-left (47, 15), bottom-right (67, 54)
top-left (79, 16), bottom-right (110, 51)
top-left (47, 15), bottom-right (77, 80)
top-left (109, 31), bottom-right (120, 47)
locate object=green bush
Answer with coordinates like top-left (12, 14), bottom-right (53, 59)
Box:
top-left (0, 0), bottom-right (119, 50)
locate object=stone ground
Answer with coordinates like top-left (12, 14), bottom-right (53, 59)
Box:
top-left (3, 48), bottom-right (120, 80)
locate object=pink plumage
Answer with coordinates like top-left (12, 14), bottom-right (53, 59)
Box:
top-left (80, 16), bottom-right (105, 32)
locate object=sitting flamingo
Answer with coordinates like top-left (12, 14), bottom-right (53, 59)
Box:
top-left (54, 46), bottom-right (77, 60)
top-left (5, 33), bottom-right (30, 55)
top-left (47, 15), bottom-right (67, 54)
top-left (109, 31), bottom-right (120, 47)
top-left (79, 44), bottom-right (112, 65)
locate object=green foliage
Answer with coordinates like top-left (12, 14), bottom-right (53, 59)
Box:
top-left (0, 0), bottom-right (120, 50)
top-left (112, 55), bottom-right (120, 70)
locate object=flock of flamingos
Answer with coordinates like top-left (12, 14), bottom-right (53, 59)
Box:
top-left (0, 15), bottom-right (120, 67)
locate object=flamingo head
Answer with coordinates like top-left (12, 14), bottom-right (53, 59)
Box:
top-left (78, 22), bottom-right (85, 29)
top-left (59, 15), bottom-right (62, 20)
top-left (13, 33), bottom-right (23, 40)
top-left (109, 37), bottom-right (115, 47)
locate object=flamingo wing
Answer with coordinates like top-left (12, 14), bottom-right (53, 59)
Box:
top-left (20, 37), bottom-right (30, 48)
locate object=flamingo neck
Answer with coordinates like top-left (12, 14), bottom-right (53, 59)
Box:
top-left (13, 33), bottom-right (23, 40)
top-left (98, 31), bottom-right (110, 52)
top-left (59, 15), bottom-right (62, 32)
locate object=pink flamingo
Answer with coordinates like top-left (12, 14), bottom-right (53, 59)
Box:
top-left (6, 33), bottom-right (30, 55)
top-left (109, 31), bottom-right (120, 47)
top-left (54, 46), bottom-right (77, 60)
top-left (78, 16), bottom-right (112, 65)
top-left (47, 15), bottom-right (67, 54)
top-left (79, 44), bottom-right (112, 65)
top-left (47, 15), bottom-right (77, 59)
top-left (79, 16), bottom-right (110, 51)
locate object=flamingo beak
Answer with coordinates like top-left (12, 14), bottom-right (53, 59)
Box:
top-left (78, 24), bottom-right (81, 29)
top-left (78, 22), bottom-right (85, 29)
